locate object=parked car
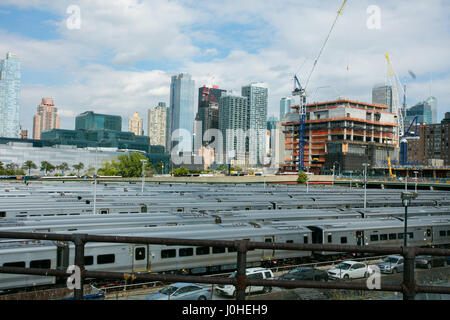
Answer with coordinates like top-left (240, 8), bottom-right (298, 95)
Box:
top-left (377, 255), bottom-right (404, 274)
top-left (277, 267), bottom-right (328, 282)
top-left (327, 261), bottom-right (374, 280)
top-left (415, 255), bottom-right (448, 269)
top-left (146, 283), bottom-right (212, 300)
top-left (216, 267), bottom-right (274, 297)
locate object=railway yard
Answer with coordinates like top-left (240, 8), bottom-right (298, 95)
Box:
top-left (0, 180), bottom-right (449, 300)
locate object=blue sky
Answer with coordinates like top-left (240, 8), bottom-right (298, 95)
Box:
top-left (0, 0), bottom-right (449, 133)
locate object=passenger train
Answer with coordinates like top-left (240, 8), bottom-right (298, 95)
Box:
top-left (1, 216), bottom-right (449, 293)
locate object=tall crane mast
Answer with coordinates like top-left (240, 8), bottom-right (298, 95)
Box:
top-left (385, 53), bottom-right (419, 165)
top-left (293, 0), bottom-right (347, 172)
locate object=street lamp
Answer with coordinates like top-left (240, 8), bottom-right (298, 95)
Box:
top-left (140, 159), bottom-right (148, 194)
top-left (401, 192), bottom-right (418, 247)
top-left (362, 163), bottom-right (370, 209)
top-left (93, 174), bottom-right (98, 215)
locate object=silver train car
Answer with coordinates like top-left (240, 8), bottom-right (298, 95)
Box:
top-left (1, 216), bottom-right (449, 293)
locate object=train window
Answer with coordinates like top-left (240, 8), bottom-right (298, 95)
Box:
top-left (340, 237), bottom-right (347, 244)
top-left (97, 254), bottom-right (115, 265)
top-left (84, 256), bottom-right (94, 266)
top-left (398, 233), bottom-right (404, 239)
top-left (286, 240), bottom-right (294, 244)
top-left (30, 259), bottom-right (51, 269)
top-left (303, 236), bottom-right (308, 244)
top-left (135, 247), bottom-right (146, 261)
top-left (408, 233), bottom-right (414, 239)
top-left (0, 211), bottom-right (6, 218)
top-left (439, 231), bottom-right (446, 237)
top-left (161, 250), bottom-right (176, 259)
top-left (370, 235), bottom-right (379, 241)
top-left (427, 229), bottom-right (431, 237)
top-left (196, 247), bottom-right (210, 255)
top-left (447, 230), bottom-right (450, 236)
top-left (265, 238), bottom-right (273, 243)
top-left (3, 261), bottom-right (25, 268)
top-left (213, 247), bottom-right (226, 254)
top-left (179, 248), bottom-right (193, 257)
top-left (327, 235), bottom-right (332, 243)
top-left (389, 233), bottom-right (397, 240)
top-left (380, 234), bottom-right (388, 241)
top-left (228, 247), bottom-right (237, 253)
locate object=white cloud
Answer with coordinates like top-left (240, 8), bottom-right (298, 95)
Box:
top-left (1, 0), bottom-right (448, 132)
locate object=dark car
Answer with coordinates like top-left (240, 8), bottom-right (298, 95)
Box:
top-left (415, 255), bottom-right (448, 269)
top-left (278, 267), bottom-right (328, 282)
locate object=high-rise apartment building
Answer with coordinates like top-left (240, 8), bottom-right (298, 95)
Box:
top-left (128, 112), bottom-right (144, 136)
top-left (242, 82), bottom-right (268, 165)
top-left (0, 52), bottom-right (21, 138)
top-left (169, 73), bottom-right (195, 153)
top-left (280, 97), bottom-right (293, 121)
top-left (33, 98), bottom-right (60, 139)
top-left (372, 84), bottom-right (393, 112)
top-left (219, 93), bottom-right (249, 164)
top-left (148, 102), bottom-right (167, 149)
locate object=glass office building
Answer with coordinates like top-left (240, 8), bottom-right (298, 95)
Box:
top-left (41, 111), bottom-right (150, 152)
top-left (279, 97), bottom-right (293, 121)
top-left (406, 101), bottom-right (433, 125)
top-left (0, 53), bottom-right (21, 138)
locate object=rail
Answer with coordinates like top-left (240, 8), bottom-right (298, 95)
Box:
top-left (0, 231), bottom-right (449, 300)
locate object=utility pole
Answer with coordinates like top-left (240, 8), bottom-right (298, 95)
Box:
top-left (363, 163), bottom-right (369, 209)
top-left (93, 175), bottom-right (98, 214)
top-left (141, 159), bottom-right (147, 194)
top-left (401, 192), bottom-right (418, 247)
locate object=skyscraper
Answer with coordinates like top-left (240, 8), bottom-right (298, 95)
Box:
top-left (33, 98), bottom-right (60, 140)
top-left (0, 52), bottom-right (21, 138)
top-left (425, 96), bottom-right (437, 123)
top-left (405, 102), bottom-right (432, 125)
top-left (219, 93), bottom-right (249, 164)
top-left (148, 102), bottom-right (167, 149)
top-left (169, 73), bottom-right (195, 153)
top-left (128, 112), bottom-right (144, 136)
top-left (372, 84), bottom-right (393, 112)
top-left (242, 82), bottom-right (268, 165)
top-left (279, 97), bottom-right (293, 121)
top-left (196, 85), bottom-right (226, 146)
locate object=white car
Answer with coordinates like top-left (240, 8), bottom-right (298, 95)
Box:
top-left (215, 267), bottom-right (274, 297)
top-left (327, 261), bottom-right (374, 280)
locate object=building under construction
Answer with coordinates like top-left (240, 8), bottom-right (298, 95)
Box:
top-left (280, 99), bottom-right (399, 174)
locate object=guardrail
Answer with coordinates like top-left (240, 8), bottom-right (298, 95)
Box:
top-left (0, 231), bottom-right (449, 300)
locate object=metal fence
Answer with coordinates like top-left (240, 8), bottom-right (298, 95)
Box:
top-left (0, 231), bottom-right (449, 300)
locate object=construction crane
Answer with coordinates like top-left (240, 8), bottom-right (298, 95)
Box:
top-left (385, 53), bottom-right (419, 165)
top-left (292, 0), bottom-right (347, 172)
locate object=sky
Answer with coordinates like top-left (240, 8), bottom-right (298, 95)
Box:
top-left (0, 0), bottom-right (449, 134)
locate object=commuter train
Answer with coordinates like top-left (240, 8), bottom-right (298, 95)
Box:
top-left (1, 216), bottom-right (449, 293)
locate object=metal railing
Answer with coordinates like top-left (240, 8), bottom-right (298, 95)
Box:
top-left (0, 231), bottom-right (449, 300)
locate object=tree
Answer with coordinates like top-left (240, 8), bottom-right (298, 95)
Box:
top-left (73, 162), bottom-right (84, 176)
top-left (57, 162), bottom-right (70, 175)
top-left (170, 167), bottom-right (189, 177)
top-left (297, 171), bottom-right (308, 184)
top-left (22, 160), bottom-right (38, 175)
top-left (0, 161), bottom-right (4, 175)
top-left (97, 159), bottom-right (120, 176)
top-left (116, 153), bottom-right (150, 178)
top-left (40, 161), bottom-right (55, 175)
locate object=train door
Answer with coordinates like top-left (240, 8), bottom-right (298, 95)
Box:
top-left (307, 226), bottom-right (323, 244)
top-left (132, 245), bottom-right (149, 273)
top-left (56, 242), bottom-right (70, 283)
top-left (356, 230), bottom-right (365, 246)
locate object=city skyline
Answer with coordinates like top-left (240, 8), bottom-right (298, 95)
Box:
top-left (0, 1), bottom-right (448, 135)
